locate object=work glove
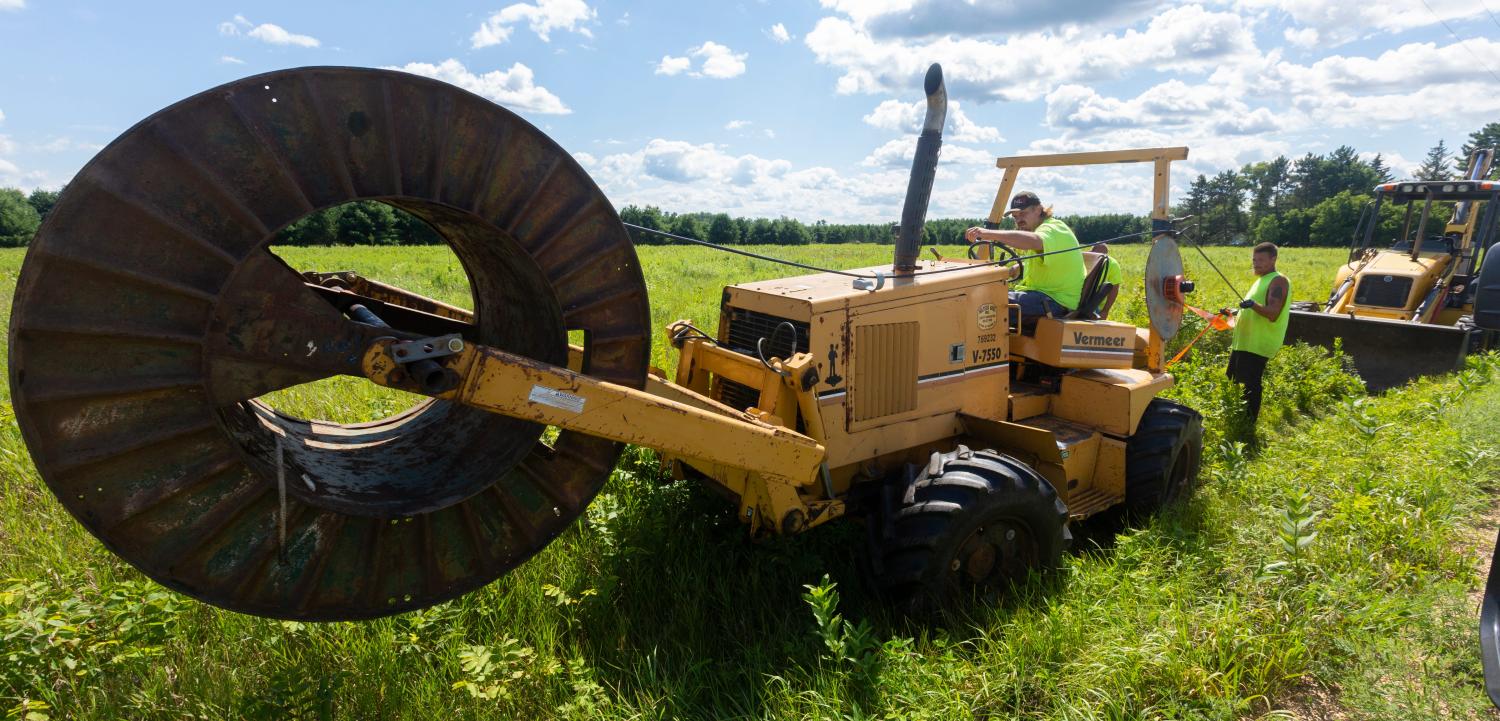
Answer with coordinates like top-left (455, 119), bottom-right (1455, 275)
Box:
top-left (1238, 299), bottom-right (1256, 309)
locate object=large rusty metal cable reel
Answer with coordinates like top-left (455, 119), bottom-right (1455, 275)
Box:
top-left (8, 67), bottom-right (651, 620)
top-left (1144, 236), bottom-right (1185, 341)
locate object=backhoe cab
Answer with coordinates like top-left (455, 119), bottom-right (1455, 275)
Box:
top-left (1285, 149), bottom-right (1499, 390)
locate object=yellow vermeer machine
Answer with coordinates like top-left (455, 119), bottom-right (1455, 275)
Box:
top-left (1285, 149), bottom-right (1499, 390)
top-left (8, 64), bottom-right (1202, 619)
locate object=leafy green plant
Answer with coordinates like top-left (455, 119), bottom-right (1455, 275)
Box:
top-left (452, 637), bottom-right (541, 701)
top-left (1341, 397), bottom-right (1393, 441)
top-left (802, 574), bottom-right (881, 684)
top-left (1276, 489), bottom-right (1321, 561)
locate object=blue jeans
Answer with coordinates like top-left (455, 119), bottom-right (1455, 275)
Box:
top-left (1010, 290), bottom-right (1068, 330)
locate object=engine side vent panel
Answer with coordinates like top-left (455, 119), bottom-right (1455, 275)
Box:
top-left (852, 322), bottom-right (918, 422)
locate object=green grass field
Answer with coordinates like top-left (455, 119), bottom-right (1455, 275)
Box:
top-left (4, 243), bottom-right (1500, 719)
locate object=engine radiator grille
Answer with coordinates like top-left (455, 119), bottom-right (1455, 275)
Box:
top-left (717, 378), bottom-right (760, 413)
top-left (724, 308), bottom-right (809, 358)
top-left (715, 307), bottom-right (810, 412)
top-left (852, 322), bottom-right (919, 422)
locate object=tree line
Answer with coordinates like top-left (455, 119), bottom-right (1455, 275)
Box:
top-left (2, 122), bottom-right (1495, 250)
top-left (1181, 122), bottom-right (1499, 247)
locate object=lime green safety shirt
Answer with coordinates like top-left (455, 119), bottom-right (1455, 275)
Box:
top-left (1013, 217), bottom-right (1085, 310)
top-left (1231, 270), bottom-right (1290, 359)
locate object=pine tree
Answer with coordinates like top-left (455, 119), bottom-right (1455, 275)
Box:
top-left (1289, 153), bottom-right (1326, 209)
top-left (1415, 140), bottom-right (1455, 181)
top-left (1369, 154), bottom-right (1394, 183)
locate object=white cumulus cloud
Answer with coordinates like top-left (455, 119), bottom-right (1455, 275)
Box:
top-left (853, 0), bottom-right (1164, 37)
top-left (386, 59), bottom-right (571, 115)
top-left (769, 23), bottom-right (792, 43)
top-left (725, 119), bottom-right (751, 130)
top-left (1233, 0), bottom-right (1486, 47)
top-left (805, 4), bottom-right (1255, 102)
top-left (860, 137), bottom-right (994, 168)
top-left (220, 55), bottom-right (245, 65)
top-left (589, 137), bottom-right (910, 221)
top-left (655, 55), bottom-right (690, 76)
top-left (862, 98), bottom-right (1003, 143)
top-left (1282, 27), bottom-right (1318, 49)
top-left (657, 42), bottom-right (748, 79)
top-left (248, 23), bottom-right (320, 47)
top-left (219, 15), bottom-right (319, 47)
top-left (693, 42), bottom-right (748, 79)
top-left (0, 0), bottom-right (25, 10)
top-left (471, 0), bottom-right (596, 48)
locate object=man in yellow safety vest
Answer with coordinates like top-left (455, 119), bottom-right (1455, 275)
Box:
top-left (1225, 242), bottom-right (1290, 424)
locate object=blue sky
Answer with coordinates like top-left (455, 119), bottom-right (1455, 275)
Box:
top-left (1, 0), bottom-right (1497, 223)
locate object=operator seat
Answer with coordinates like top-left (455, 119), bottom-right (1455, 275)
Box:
top-left (1018, 250), bottom-right (1106, 335)
top-left (1066, 255), bottom-right (1115, 321)
top-left (1010, 252), bottom-right (1136, 371)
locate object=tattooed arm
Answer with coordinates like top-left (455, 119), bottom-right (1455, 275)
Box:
top-left (1251, 276), bottom-right (1289, 321)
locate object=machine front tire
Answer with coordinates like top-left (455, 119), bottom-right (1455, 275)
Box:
top-left (1124, 399), bottom-right (1204, 516)
top-left (877, 448), bottom-right (1070, 613)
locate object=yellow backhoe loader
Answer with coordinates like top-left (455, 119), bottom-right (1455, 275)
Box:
top-left (7, 64), bottom-right (1203, 619)
top-left (1285, 149), bottom-right (1499, 390)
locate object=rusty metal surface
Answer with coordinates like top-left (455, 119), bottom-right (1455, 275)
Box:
top-left (8, 67), bottom-right (650, 620)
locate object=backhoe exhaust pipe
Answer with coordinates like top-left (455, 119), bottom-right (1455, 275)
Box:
top-left (893, 63), bottom-right (946, 276)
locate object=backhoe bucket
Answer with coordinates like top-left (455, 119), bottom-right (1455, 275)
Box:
top-left (1284, 310), bottom-right (1475, 391)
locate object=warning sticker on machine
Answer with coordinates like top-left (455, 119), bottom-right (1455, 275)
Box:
top-left (529, 385), bottom-right (586, 414)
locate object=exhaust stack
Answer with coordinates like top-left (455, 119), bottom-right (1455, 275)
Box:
top-left (893, 63), bottom-right (947, 275)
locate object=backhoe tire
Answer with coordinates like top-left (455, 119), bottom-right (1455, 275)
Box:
top-left (1124, 399), bottom-right (1204, 516)
top-left (877, 447), bottom-right (1070, 613)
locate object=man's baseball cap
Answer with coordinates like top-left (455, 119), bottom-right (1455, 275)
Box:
top-left (1005, 190), bottom-right (1041, 215)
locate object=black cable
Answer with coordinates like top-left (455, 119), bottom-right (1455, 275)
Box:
top-left (670, 322), bottom-right (718, 346)
top-left (624, 223), bottom-right (874, 278)
top-left (757, 321), bottom-right (797, 376)
top-left (621, 222), bottom-right (1178, 280)
top-left (1178, 227), bottom-right (1245, 299)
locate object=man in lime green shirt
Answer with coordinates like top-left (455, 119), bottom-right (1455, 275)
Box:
top-left (965, 191), bottom-right (1085, 329)
top-left (1091, 242), bottom-right (1123, 319)
top-left (1225, 242), bottom-right (1290, 424)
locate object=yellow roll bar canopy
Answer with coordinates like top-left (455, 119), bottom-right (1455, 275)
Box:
top-left (985, 146), bottom-right (1190, 226)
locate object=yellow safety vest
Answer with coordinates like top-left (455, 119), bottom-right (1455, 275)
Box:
top-left (1231, 270), bottom-right (1289, 359)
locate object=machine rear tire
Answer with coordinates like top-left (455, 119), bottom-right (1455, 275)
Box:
top-left (1124, 399), bottom-right (1204, 516)
top-left (877, 447), bottom-right (1070, 613)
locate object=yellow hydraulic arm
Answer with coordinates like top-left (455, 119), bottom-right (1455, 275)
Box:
top-left (359, 335), bottom-right (830, 535)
